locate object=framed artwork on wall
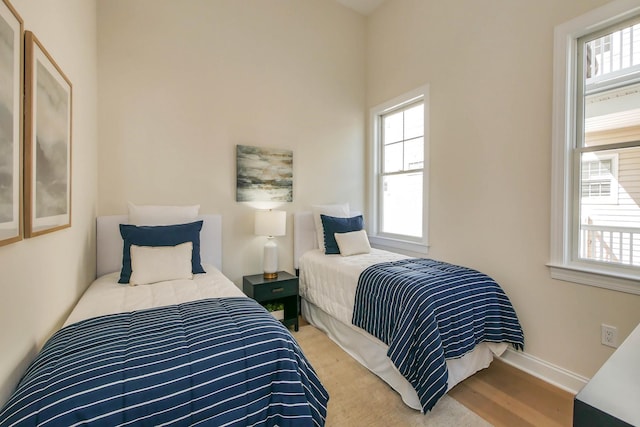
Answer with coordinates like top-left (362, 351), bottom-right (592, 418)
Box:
top-left (0, 0), bottom-right (23, 246)
top-left (24, 31), bottom-right (73, 237)
top-left (236, 145), bottom-right (293, 203)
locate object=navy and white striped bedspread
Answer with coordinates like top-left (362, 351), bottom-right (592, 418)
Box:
top-left (352, 258), bottom-right (524, 413)
top-left (0, 297), bottom-right (328, 427)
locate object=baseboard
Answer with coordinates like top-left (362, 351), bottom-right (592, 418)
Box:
top-left (498, 348), bottom-right (589, 394)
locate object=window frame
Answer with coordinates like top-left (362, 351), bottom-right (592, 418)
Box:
top-left (369, 85), bottom-right (430, 255)
top-left (550, 0), bottom-right (640, 294)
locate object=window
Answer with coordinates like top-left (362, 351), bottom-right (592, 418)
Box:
top-left (369, 85), bottom-right (429, 254)
top-left (551, 1), bottom-right (640, 294)
top-left (580, 153), bottom-right (618, 202)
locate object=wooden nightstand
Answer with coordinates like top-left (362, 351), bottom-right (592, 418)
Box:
top-left (243, 271), bottom-right (299, 332)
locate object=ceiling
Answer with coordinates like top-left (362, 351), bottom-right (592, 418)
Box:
top-left (335, 0), bottom-right (385, 15)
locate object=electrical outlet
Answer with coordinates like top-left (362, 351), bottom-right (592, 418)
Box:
top-left (601, 324), bottom-right (618, 348)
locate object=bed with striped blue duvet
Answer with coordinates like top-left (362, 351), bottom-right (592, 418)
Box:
top-left (352, 258), bottom-right (524, 413)
top-left (0, 297), bottom-right (328, 427)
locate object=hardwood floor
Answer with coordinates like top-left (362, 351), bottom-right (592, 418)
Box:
top-left (448, 358), bottom-right (575, 427)
top-left (298, 316), bottom-right (575, 426)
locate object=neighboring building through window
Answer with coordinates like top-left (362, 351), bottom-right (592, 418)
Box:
top-left (551, 1), bottom-right (640, 294)
top-left (580, 153), bottom-right (618, 202)
top-left (369, 85), bottom-right (429, 254)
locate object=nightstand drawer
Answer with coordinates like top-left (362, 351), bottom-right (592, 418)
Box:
top-left (253, 279), bottom-right (297, 301)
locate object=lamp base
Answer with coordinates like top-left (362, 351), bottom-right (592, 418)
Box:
top-left (263, 238), bottom-right (279, 280)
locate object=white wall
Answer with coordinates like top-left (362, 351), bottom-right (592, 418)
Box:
top-left (96, 0), bottom-right (366, 285)
top-left (367, 0), bottom-right (640, 380)
top-left (0, 0), bottom-right (98, 404)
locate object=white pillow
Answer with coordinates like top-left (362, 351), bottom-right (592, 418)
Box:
top-left (128, 202), bottom-right (200, 226)
top-left (311, 203), bottom-right (350, 252)
top-left (129, 242), bottom-right (194, 285)
top-left (334, 229), bottom-right (371, 256)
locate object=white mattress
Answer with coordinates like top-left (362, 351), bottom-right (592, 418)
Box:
top-left (64, 263), bottom-right (245, 327)
top-left (299, 248), bottom-right (408, 325)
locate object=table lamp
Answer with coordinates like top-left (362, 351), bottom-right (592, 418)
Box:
top-left (255, 209), bottom-right (286, 279)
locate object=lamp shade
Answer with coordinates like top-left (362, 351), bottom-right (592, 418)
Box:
top-left (255, 210), bottom-right (286, 237)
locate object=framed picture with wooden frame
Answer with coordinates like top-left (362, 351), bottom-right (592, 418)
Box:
top-left (24, 31), bottom-right (72, 237)
top-left (0, 0), bottom-right (23, 246)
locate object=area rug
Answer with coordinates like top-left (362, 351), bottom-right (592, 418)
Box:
top-left (293, 324), bottom-right (492, 427)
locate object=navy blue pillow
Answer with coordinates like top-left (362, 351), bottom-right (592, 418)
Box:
top-left (320, 214), bottom-right (364, 255)
top-left (118, 221), bottom-right (206, 284)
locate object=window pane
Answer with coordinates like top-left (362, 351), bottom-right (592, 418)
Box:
top-left (585, 21), bottom-right (640, 83)
top-left (382, 172), bottom-right (422, 237)
top-left (578, 21), bottom-right (640, 269)
top-left (404, 104), bottom-right (424, 139)
top-left (578, 146), bottom-right (640, 266)
top-left (384, 142), bottom-right (403, 173)
top-left (584, 83), bottom-right (640, 149)
top-left (404, 137), bottom-right (424, 170)
top-left (383, 111), bottom-right (403, 145)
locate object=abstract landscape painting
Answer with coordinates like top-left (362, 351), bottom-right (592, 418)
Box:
top-left (24, 31), bottom-right (72, 237)
top-left (0, 0), bottom-right (22, 246)
top-left (236, 145), bottom-right (293, 202)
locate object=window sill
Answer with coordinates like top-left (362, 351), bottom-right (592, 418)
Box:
top-left (548, 263), bottom-right (640, 295)
top-left (369, 235), bottom-right (429, 257)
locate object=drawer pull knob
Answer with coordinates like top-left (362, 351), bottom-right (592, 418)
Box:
top-left (271, 287), bottom-right (284, 293)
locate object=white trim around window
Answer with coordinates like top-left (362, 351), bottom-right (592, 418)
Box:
top-left (550, 0), bottom-right (640, 294)
top-left (369, 85), bottom-right (430, 255)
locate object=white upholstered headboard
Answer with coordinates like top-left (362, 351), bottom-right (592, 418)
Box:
top-left (96, 214), bottom-right (223, 278)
